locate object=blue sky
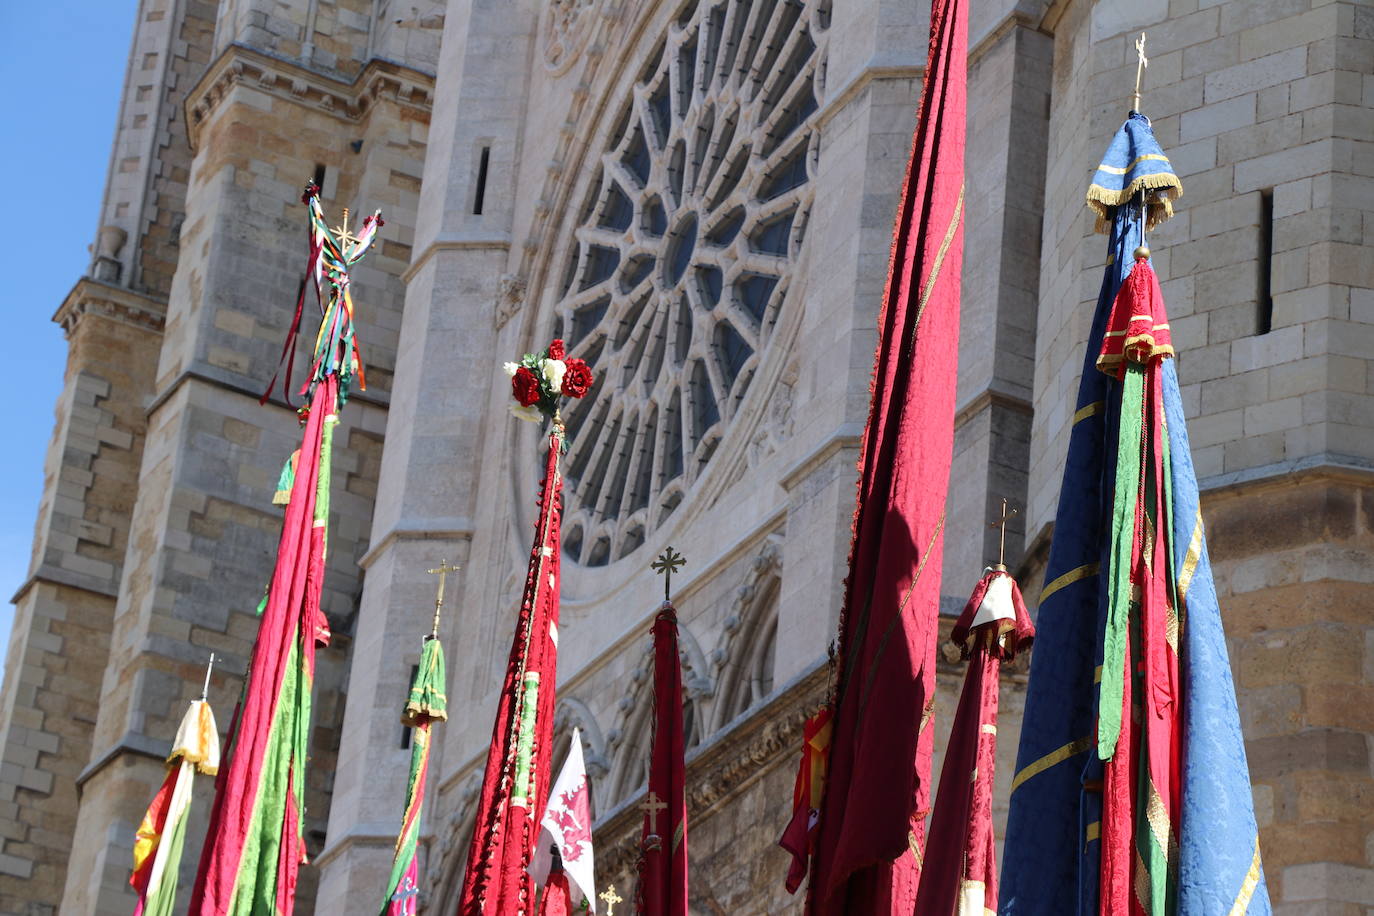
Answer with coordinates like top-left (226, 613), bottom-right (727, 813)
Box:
top-left (0, 2), bottom-right (138, 680)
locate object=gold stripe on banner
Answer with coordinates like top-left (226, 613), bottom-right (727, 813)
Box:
top-left (908, 830), bottom-right (925, 869)
top-left (1011, 735), bottom-right (1094, 794)
top-left (1085, 821), bottom-right (1100, 845)
top-left (911, 184), bottom-right (967, 339)
top-left (1096, 153), bottom-right (1172, 175)
top-left (1074, 401), bottom-right (1104, 425)
top-left (1227, 838), bottom-right (1263, 916)
top-left (1177, 507), bottom-right (1205, 600)
top-left (1041, 563), bottom-right (1100, 604)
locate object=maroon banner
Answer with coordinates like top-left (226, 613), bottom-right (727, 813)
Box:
top-left (914, 569), bottom-right (1033, 916)
top-left (458, 428), bottom-right (564, 915)
top-left (637, 604), bottom-right (687, 916)
top-left (805, 0), bottom-right (967, 912)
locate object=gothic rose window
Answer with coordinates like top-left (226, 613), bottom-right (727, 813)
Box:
top-left (555, 0), bottom-right (827, 566)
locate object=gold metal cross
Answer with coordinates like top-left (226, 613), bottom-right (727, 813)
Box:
top-left (427, 559), bottom-right (459, 637)
top-left (599, 885), bottom-right (623, 915)
top-left (987, 498), bottom-right (1019, 570)
top-left (641, 790), bottom-right (668, 829)
top-left (651, 547), bottom-right (686, 601)
top-left (1131, 32), bottom-right (1149, 112)
top-left (331, 207), bottom-right (361, 250)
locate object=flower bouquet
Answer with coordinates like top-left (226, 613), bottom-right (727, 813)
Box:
top-left (504, 338), bottom-right (595, 425)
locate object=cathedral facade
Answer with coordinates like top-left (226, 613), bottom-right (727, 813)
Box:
top-left (3, 0), bottom-right (1373, 913)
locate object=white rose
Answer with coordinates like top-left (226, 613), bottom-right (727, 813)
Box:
top-left (509, 403), bottom-right (543, 423)
top-left (502, 361), bottom-right (520, 378)
top-left (541, 358), bottom-right (567, 393)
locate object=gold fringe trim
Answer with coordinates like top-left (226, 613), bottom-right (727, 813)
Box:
top-left (1086, 171), bottom-right (1184, 233)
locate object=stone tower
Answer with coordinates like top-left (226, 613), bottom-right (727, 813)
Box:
top-left (0, 0), bottom-right (440, 912)
top-left (3, 0), bottom-right (1373, 914)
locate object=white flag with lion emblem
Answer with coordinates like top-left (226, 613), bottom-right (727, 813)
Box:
top-left (530, 728), bottom-right (596, 910)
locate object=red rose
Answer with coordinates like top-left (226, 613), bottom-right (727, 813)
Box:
top-left (561, 358), bottom-right (594, 398)
top-left (548, 338), bottom-right (566, 360)
top-left (512, 367), bottom-right (542, 406)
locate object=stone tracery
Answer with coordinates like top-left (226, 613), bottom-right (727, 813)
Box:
top-left (555, 0), bottom-right (827, 566)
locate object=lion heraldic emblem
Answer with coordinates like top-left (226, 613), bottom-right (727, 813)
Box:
top-left (549, 779), bottom-right (592, 862)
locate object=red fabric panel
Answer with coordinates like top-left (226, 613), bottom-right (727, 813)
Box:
top-left (458, 431), bottom-right (564, 915)
top-left (130, 767), bottom-right (179, 908)
top-left (1097, 255), bottom-right (1174, 380)
top-left (638, 605), bottom-right (688, 916)
top-left (538, 871), bottom-right (573, 916)
top-left (914, 570), bottom-right (1033, 915)
top-left (806, 0), bottom-right (967, 911)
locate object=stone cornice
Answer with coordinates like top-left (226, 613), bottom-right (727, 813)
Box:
top-left (357, 520), bottom-right (475, 570)
top-left (74, 731), bottom-right (166, 790)
top-left (184, 44), bottom-right (436, 151)
top-left (953, 386), bottom-right (1034, 430)
top-left (592, 660), bottom-right (830, 884)
top-left (968, 10), bottom-right (1051, 69)
top-left (400, 237), bottom-right (512, 286)
top-left (9, 564), bottom-right (120, 606)
top-left (778, 423), bottom-right (864, 493)
top-left (52, 277), bottom-right (166, 336)
top-left (1018, 460), bottom-right (1374, 600)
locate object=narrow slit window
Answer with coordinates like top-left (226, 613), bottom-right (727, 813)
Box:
top-left (400, 663), bottom-right (418, 748)
top-left (313, 163), bottom-right (327, 190)
top-left (473, 145), bottom-right (490, 215)
top-left (1258, 189), bottom-right (1273, 335)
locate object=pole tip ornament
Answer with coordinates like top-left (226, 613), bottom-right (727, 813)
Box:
top-left (1131, 32), bottom-right (1148, 114)
top-left (651, 547), bottom-right (686, 602)
top-left (600, 884), bottom-right (623, 915)
top-left (987, 498), bottom-right (1019, 570)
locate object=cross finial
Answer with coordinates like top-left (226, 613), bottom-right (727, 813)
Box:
top-left (427, 559), bottom-right (460, 637)
top-left (987, 498), bottom-right (1019, 570)
top-left (651, 547), bottom-right (686, 602)
top-left (599, 884), bottom-right (623, 915)
top-left (1132, 32), bottom-right (1149, 113)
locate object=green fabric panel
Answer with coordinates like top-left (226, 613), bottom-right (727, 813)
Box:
top-left (315, 415), bottom-right (336, 529)
top-left (273, 452), bottom-right (298, 506)
top-left (405, 638), bottom-right (447, 722)
top-left (1100, 364), bottom-right (1145, 760)
top-left (227, 636), bottom-right (302, 916)
top-left (510, 672), bottom-right (541, 807)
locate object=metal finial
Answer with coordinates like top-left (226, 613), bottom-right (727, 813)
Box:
top-left (1131, 32), bottom-right (1149, 113)
top-left (426, 559), bottom-right (460, 638)
top-left (599, 884), bottom-right (623, 915)
top-left (987, 498), bottom-right (1019, 570)
top-left (651, 547), bottom-right (686, 602)
top-left (200, 653), bottom-right (216, 701)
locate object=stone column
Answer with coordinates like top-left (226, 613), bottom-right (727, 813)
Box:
top-left (940, 11), bottom-right (1052, 595)
top-left (312, 2), bottom-right (540, 911)
top-left (772, 0), bottom-right (928, 685)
